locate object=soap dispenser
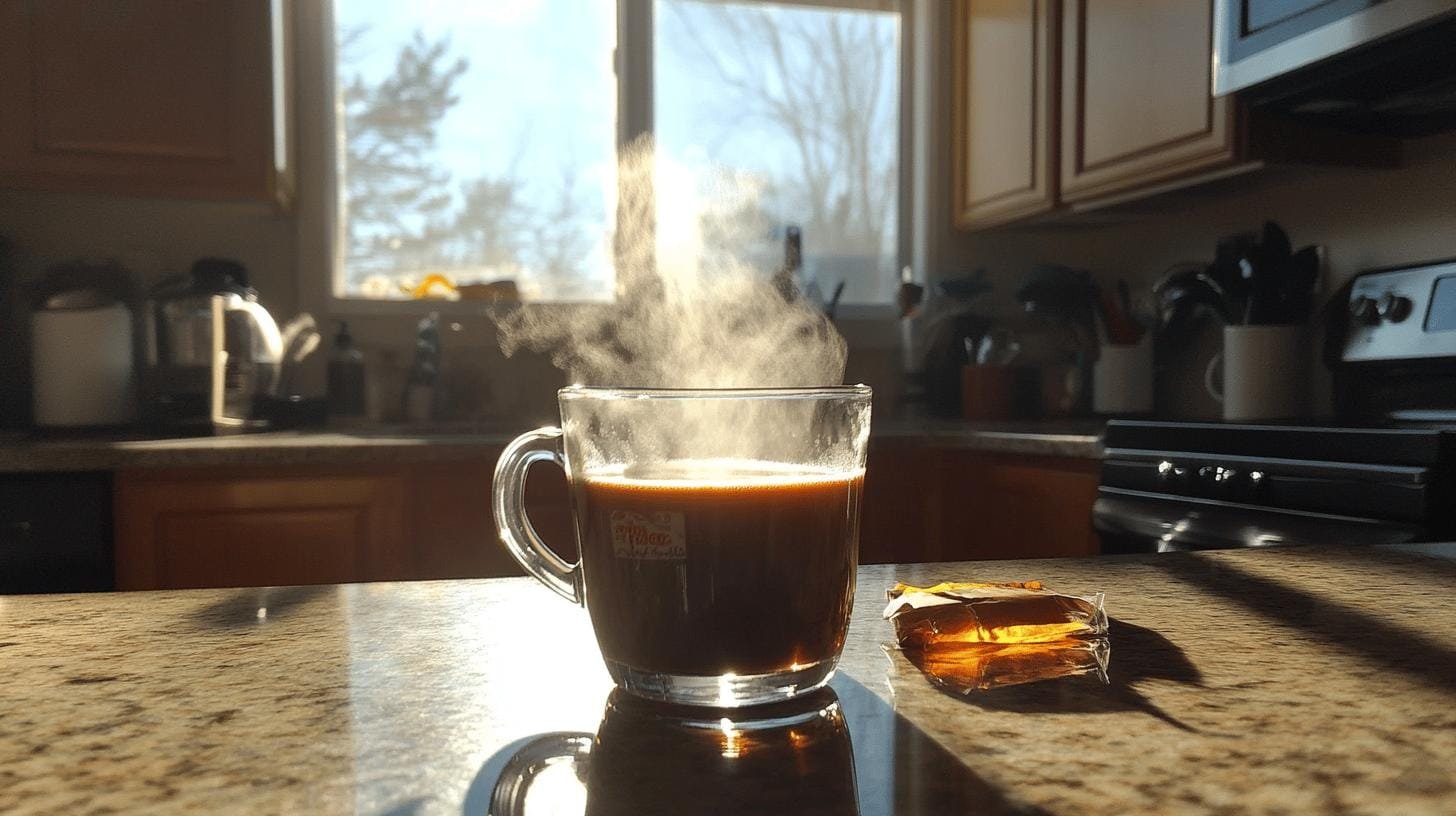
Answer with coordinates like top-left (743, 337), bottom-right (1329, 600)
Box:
top-left (327, 321), bottom-right (368, 423)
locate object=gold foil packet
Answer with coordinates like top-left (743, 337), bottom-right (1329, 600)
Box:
top-left (901, 638), bottom-right (1111, 693)
top-left (883, 581), bottom-right (1108, 648)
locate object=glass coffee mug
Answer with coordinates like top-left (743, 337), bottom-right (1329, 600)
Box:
top-left (494, 385), bottom-right (871, 707)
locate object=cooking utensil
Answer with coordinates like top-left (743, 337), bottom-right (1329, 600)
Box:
top-left (1155, 264), bottom-right (1235, 343)
top-left (976, 328), bottom-right (1020, 366)
top-left (1099, 284), bottom-right (1142, 345)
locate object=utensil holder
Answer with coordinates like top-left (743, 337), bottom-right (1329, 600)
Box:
top-left (1205, 325), bottom-right (1308, 421)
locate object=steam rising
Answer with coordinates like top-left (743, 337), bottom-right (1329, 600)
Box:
top-left (498, 138), bottom-right (847, 388)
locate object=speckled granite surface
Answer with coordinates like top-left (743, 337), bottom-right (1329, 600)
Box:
top-left (4, 545), bottom-right (1453, 814)
top-left (0, 419), bottom-right (1103, 473)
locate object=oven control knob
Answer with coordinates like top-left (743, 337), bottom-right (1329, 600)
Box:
top-left (1376, 292), bottom-right (1412, 322)
top-left (1247, 470), bottom-right (1267, 493)
top-left (1157, 460), bottom-right (1189, 488)
top-left (1349, 296), bottom-right (1379, 325)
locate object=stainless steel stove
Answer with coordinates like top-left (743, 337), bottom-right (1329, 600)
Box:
top-left (1097, 258), bottom-right (1456, 552)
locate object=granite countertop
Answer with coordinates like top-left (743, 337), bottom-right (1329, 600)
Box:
top-left (0, 419), bottom-right (1103, 472)
top-left (4, 544), bottom-right (1454, 814)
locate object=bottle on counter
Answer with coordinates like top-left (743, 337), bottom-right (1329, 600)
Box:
top-left (326, 321), bottom-right (368, 424)
top-left (402, 312), bottom-right (441, 423)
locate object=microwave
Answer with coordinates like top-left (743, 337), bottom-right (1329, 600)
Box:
top-left (1214, 0), bottom-right (1456, 135)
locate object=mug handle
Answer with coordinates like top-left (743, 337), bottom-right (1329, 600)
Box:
top-left (1203, 351), bottom-right (1224, 405)
top-left (493, 427), bottom-right (583, 605)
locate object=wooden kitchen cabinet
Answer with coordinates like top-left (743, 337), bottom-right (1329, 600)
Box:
top-left (403, 457), bottom-right (574, 583)
top-left (1058, 0), bottom-right (1237, 202)
top-left (952, 0), bottom-right (1396, 228)
top-left (860, 446), bottom-right (941, 565)
top-left (113, 453), bottom-right (574, 591)
top-left (115, 466), bottom-right (407, 591)
top-left (0, 0), bottom-right (292, 204)
top-left (952, 0), bottom-right (1059, 229)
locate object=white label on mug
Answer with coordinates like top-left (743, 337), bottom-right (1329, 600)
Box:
top-left (610, 510), bottom-right (686, 560)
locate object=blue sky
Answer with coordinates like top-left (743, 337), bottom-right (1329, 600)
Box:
top-left (334, 0), bottom-right (899, 301)
top-left (337, 0), bottom-right (618, 215)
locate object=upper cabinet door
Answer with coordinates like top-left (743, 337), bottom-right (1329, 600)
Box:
top-left (0, 0), bottom-right (291, 204)
top-left (953, 0), bottom-right (1058, 229)
top-left (1060, 0), bottom-right (1236, 202)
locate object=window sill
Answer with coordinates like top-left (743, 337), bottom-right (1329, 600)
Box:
top-left (327, 296), bottom-right (898, 320)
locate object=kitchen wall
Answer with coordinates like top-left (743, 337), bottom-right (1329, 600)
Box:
top-left (0, 191), bottom-right (297, 315)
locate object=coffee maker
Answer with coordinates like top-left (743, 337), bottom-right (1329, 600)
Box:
top-left (142, 258), bottom-right (282, 434)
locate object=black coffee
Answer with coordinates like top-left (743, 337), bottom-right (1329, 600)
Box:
top-left (575, 461), bottom-right (862, 677)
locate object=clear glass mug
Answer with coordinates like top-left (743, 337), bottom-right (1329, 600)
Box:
top-left (494, 385), bottom-right (871, 707)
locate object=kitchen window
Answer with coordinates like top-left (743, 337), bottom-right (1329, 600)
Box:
top-left (324, 0), bottom-right (904, 306)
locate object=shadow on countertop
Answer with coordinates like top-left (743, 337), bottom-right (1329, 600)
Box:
top-left (921, 618), bottom-right (1205, 733)
top-left (1150, 552), bottom-right (1456, 697)
top-left (187, 585), bottom-right (333, 629)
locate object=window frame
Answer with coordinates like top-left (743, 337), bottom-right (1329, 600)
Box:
top-left (296, 0), bottom-right (911, 319)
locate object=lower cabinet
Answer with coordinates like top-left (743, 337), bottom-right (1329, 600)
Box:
top-left (113, 454), bottom-right (573, 591)
top-left (861, 446), bottom-right (1100, 564)
top-left (115, 445), bottom-right (1099, 590)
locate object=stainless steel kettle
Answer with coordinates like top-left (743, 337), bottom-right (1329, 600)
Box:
top-left (143, 258), bottom-right (283, 432)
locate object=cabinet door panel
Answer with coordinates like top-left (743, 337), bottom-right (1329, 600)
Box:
top-left (1061, 0), bottom-right (1235, 201)
top-left (31, 2), bottom-right (233, 159)
top-left (0, 0), bottom-right (284, 201)
top-left (403, 456), bottom-right (566, 581)
top-left (954, 0), bottom-right (1057, 228)
top-left (156, 508), bottom-right (366, 589)
top-left (116, 469), bottom-right (405, 591)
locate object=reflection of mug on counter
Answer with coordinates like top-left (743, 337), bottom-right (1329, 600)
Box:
top-left (1205, 325), bottom-right (1308, 421)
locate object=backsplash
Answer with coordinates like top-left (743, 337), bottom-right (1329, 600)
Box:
top-left (2, 133), bottom-right (1454, 426)
top-left (931, 131), bottom-right (1456, 419)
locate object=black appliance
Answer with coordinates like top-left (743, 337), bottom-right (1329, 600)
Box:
top-left (0, 472), bottom-right (114, 593)
top-left (1214, 0), bottom-right (1456, 137)
top-left (1096, 258), bottom-right (1456, 552)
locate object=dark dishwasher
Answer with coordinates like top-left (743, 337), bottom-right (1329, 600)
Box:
top-left (0, 472), bottom-right (114, 593)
